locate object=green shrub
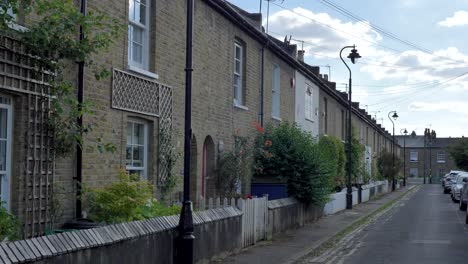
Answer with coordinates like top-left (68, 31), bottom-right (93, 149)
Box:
top-left (138, 199), bottom-right (181, 219)
top-left (86, 171), bottom-right (153, 223)
top-left (85, 171), bottom-right (180, 224)
top-left (0, 203), bottom-right (21, 241)
top-left (347, 128), bottom-right (365, 184)
top-left (253, 122), bottom-right (329, 205)
top-left (217, 136), bottom-right (251, 196)
top-left (318, 136), bottom-right (346, 190)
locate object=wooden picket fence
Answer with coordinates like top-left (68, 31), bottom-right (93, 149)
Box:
top-left (197, 196), bottom-right (268, 247)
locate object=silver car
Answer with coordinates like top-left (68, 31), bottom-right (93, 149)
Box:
top-left (451, 173), bottom-right (468, 203)
top-left (459, 177), bottom-right (468, 211)
top-left (444, 171), bottom-right (461, 194)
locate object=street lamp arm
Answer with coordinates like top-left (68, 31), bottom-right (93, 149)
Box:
top-left (340, 45), bottom-right (355, 79)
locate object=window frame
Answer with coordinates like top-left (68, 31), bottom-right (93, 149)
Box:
top-left (437, 151), bottom-right (446, 163)
top-left (410, 151), bottom-right (418, 162)
top-left (305, 83), bottom-right (314, 121)
top-left (323, 97), bottom-right (328, 134)
top-left (126, 118), bottom-right (149, 180)
top-left (271, 64), bottom-right (281, 119)
top-left (233, 41), bottom-right (245, 106)
top-left (409, 167), bottom-right (418, 177)
top-left (0, 95), bottom-right (12, 211)
top-left (128, 0), bottom-right (151, 71)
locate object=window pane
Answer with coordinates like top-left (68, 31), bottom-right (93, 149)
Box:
top-left (133, 146), bottom-right (144, 166)
top-left (133, 123), bottom-right (145, 145)
top-left (235, 60), bottom-right (241, 74)
top-left (129, 0), bottom-right (135, 21)
top-left (126, 146), bottom-right (132, 165)
top-left (0, 109), bottom-right (6, 139)
top-left (127, 122), bottom-right (132, 144)
top-left (132, 27), bottom-right (143, 44)
top-left (235, 45), bottom-right (241, 60)
top-left (0, 141), bottom-right (5, 171)
top-left (132, 42), bottom-right (143, 64)
top-left (139, 4), bottom-right (146, 25)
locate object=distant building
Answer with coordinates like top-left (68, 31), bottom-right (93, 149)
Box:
top-left (396, 135), bottom-right (460, 183)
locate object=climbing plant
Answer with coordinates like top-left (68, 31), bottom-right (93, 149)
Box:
top-left (1, 0), bottom-right (123, 156)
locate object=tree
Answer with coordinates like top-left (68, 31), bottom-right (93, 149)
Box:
top-left (377, 151), bottom-right (402, 181)
top-left (448, 138), bottom-right (468, 171)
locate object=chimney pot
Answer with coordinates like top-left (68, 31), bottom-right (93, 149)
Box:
top-left (297, 50), bottom-right (305, 62)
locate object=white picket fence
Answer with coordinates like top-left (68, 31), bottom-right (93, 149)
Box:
top-left (197, 196), bottom-right (268, 247)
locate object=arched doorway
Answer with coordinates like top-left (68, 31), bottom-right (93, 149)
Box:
top-left (202, 136), bottom-right (216, 198)
top-left (189, 135), bottom-right (197, 202)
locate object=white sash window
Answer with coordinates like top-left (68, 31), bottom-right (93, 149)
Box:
top-left (0, 95), bottom-right (12, 210)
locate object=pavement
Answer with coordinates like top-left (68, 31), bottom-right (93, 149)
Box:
top-left (214, 186), bottom-right (413, 264)
top-left (319, 184), bottom-right (468, 264)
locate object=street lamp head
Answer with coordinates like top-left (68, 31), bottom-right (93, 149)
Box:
top-left (347, 46), bottom-right (361, 64)
top-left (392, 112), bottom-right (399, 121)
top-left (403, 128), bottom-right (408, 135)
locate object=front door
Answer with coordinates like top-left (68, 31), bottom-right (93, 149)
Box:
top-left (0, 95), bottom-right (12, 210)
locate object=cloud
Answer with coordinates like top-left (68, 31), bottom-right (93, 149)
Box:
top-left (408, 101), bottom-right (468, 115)
top-left (438, 11), bottom-right (468, 27)
top-left (266, 7), bottom-right (383, 59)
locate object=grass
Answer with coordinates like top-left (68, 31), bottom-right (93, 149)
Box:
top-left (300, 186), bottom-right (419, 259)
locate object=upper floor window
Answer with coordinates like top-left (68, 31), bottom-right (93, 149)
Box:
top-left (305, 83), bottom-right (314, 121)
top-left (271, 64), bottom-right (281, 118)
top-left (233, 41), bottom-right (245, 106)
top-left (128, 0), bottom-right (150, 70)
top-left (323, 97), bottom-right (328, 134)
top-left (126, 119), bottom-right (149, 179)
top-left (437, 152), bottom-right (446, 163)
top-left (410, 151), bottom-right (418, 162)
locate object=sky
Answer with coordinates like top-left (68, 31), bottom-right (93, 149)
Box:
top-left (227, 0), bottom-right (468, 138)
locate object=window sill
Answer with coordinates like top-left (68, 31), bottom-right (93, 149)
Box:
top-left (272, 116), bottom-right (282, 121)
top-left (127, 65), bottom-right (159, 79)
top-left (234, 104), bottom-right (249, 111)
top-left (410, 161), bottom-right (418, 163)
top-left (305, 117), bottom-right (314, 123)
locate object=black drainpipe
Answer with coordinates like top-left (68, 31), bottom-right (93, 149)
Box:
top-left (260, 47), bottom-right (264, 126)
top-left (75, 0), bottom-right (86, 219)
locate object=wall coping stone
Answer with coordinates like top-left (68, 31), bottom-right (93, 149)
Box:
top-left (0, 207), bottom-right (242, 263)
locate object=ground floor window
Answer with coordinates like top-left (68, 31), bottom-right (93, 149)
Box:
top-left (409, 167), bottom-right (418, 177)
top-left (126, 119), bottom-right (148, 180)
top-left (0, 95), bottom-right (12, 210)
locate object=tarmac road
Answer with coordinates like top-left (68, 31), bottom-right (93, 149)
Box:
top-left (339, 184), bottom-right (468, 264)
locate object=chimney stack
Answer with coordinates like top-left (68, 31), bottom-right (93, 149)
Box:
top-left (324, 74), bottom-right (328, 81)
top-left (297, 50), bottom-right (305, 62)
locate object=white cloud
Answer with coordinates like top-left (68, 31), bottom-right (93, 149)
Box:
top-left (408, 101), bottom-right (468, 115)
top-left (438, 11), bottom-right (468, 27)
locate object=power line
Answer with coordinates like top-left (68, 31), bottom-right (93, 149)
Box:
top-left (271, 1), bottom-right (468, 67)
top-left (317, 0), bottom-right (468, 65)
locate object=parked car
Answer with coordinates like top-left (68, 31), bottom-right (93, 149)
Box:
top-left (451, 173), bottom-right (468, 203)
top-left (444, 171), bottom-right (462, 194)
top-left (442, 173), bottom-right (450, 188)
top-left (459, 177), bottom-right (468, 211)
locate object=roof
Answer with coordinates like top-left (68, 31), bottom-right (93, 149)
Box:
top-left (395, 136), bottom-right (462, 148)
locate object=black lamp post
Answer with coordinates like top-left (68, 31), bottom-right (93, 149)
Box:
top-left (400, 128), bottom-right (408, 187)
top-left (175, 0), bottom-right (195, 263)
top-left (340, 45), bottom-right (361, 210)
top-left (424, 128), bottom-right (437, 184)
top-left (388, 111), bottom-right (398, 191)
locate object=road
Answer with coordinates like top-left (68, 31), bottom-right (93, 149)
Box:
top-left (301, 184), bottom-right (468, 264)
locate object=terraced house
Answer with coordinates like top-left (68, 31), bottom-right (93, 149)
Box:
top-left (0, 0), bottom-right (401, 238)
